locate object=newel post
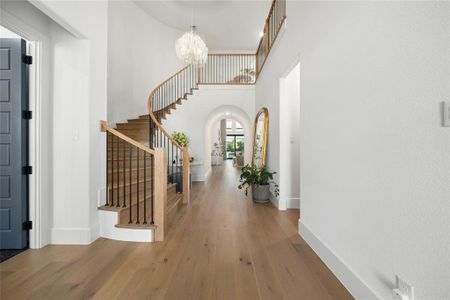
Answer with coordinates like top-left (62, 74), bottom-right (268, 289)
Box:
top-left (182, 147), bottom-right (190, 204)
top-left (154, 148), bottom-right (167, 242)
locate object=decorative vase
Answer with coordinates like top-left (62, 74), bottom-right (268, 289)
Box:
top-left (251, 184), bottom-right (270, 203)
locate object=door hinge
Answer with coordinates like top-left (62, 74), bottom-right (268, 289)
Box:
top-left (23, 55), bottom-right (33, 65)
top-left (23, 221), bottom-right (32, 230)
top-left (22, 110), bottom-right (32, 120)
top-left (22, 166), bottom-right (32, 175)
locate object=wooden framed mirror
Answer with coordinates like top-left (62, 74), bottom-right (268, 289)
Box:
top-left (252, 107), bottom-right (269, 169)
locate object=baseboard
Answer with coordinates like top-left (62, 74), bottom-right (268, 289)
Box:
top-left (286, 197), bottom-right (300, 209)
top-left (299, 220), bottom-right (379, 299)
top-left (90, 222), bottom-right (100, 243)
top-left (269, 192), bottom-right (279, 208)
top-left (50, 227), bottom-right (95, 245)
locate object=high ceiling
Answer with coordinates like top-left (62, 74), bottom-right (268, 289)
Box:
top-left (133, 0), bottom-right (272, 51)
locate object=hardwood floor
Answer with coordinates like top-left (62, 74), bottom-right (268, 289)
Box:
top-left (0, 161), bottom-right (353, 300)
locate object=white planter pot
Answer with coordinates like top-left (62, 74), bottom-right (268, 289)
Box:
top-left (211, 155), bottom-right (222, 166)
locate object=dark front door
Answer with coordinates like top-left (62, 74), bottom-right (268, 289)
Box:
top-left (0, 38), bottom-right (29, 249)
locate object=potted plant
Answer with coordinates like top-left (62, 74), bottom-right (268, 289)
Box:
top-left (238, 164), bottom-right (279, 203)
top-left (171, 131), bottom-right (190, 147)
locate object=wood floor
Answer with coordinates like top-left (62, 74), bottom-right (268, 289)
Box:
top-left (0, 161), bottom-right (352, 300)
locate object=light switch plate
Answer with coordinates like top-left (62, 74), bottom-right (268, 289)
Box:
top-left (442, 101), bottom-right (450, 127)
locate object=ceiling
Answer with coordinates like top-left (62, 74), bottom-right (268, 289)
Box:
top-left (133, 0), bottom-right (272, 51)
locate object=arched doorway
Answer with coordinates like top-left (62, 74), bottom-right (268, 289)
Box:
top-left (204, 105), bottom-right (252, 176)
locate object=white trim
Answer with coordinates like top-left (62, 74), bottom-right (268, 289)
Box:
top-left (99, 210), bottom-right (153, 243)
top-left (269, 192), bottom-right (279, 208)
top-left (51, 227), bottom-right (93, 245)
top-left (0, 12), bottom-right (48, 249)
top-left (278, 56), bottom-right (301, 212)
top-left (299, 220), bottom-right (380, 300)
top-left (284, 197), bottom-right (300, 209)
top-left (29, 1), bottom-right (85, 39)
top-left (27, 41), bottom-right (42, 249)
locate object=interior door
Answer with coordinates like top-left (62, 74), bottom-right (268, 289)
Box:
top-left (0, 38), bottom-right (29, 249)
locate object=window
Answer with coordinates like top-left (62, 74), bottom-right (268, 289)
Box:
top-left (236, 122), bottom-right (243, 132)
top-left (226, 120), bottom-right (233, 131)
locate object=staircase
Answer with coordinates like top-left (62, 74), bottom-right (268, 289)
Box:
top-left (98, 0), bottom-right (286, 243)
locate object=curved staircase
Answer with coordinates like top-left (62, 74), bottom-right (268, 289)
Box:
top-left (98, 0), bottom-right (286, 243)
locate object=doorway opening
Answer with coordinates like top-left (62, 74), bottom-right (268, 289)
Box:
top-left (0, 25), bottom-right (34, 260)
top-left (205, 106), bottom-right (252, 174)
top-left (279, 60), bottom-right (300, 211)
top-left (225, 119), bottom-right (245, 160)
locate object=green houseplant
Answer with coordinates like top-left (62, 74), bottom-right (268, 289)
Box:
top-left (238, 164), bottom-right (279, 203)
top-left (171, 131), bottom-right (190, 147)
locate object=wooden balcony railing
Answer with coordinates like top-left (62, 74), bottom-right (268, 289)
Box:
top-left (256, 0), bottom-right (286, 76)
top-left (198, 54), bottom-right (256, 85)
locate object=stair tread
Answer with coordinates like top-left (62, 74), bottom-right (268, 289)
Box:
top-left (108, 177), bottom-right (152, 189)
top-left (115, 223), bottom-right (156, 230)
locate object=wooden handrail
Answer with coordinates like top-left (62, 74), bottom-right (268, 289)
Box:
top-left (255, 0), bottom-right (286, 78)
top-left (147, 65), bottom-right (192, 150)
top-left (100, 120), bottom-right (155, 155)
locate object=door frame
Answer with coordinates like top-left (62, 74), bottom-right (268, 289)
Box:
top-left (1, 11), bottom-right (45, 249)
top-left (226, 134), bottom-right (245, 159)
top-left (278, 54), bottom-right (301, 211)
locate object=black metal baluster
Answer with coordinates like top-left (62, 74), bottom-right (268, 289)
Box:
top-left (171, 143), bottom-right (174, 185)
top-left (111, 135), bottom-right (114, 206)
top-left (151, 153), bottom-right (154, 225)
top-left (143, 152), bottom-right (147, 224)
top-left (123, 140), bottom-right (126, 207)
top-left (166, 137), bottom-right (170, 184)
top-left (129, 144), bottom-right (132, 224)
top-left (180, 148), bottom-right (183, 193)
top-left (116, 136), bottom-right (120, 207)
top-left (136, 149), bottom-right (140, 224)
top-left (106, 132), bottom-right (109, 206)
top-left (176, 147), bottom-right (179, 193)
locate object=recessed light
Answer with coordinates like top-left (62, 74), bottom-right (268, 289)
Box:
top-left (225, 112), bottom-right (230, 116)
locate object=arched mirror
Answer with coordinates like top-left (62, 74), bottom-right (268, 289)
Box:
top-left (252, 107), bottom-right (269, 169)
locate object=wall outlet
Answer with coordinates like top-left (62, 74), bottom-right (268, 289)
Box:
top-left (394, 275), bottom-right (414, 300)
top-left (442, 101), bottom-right (450, 127)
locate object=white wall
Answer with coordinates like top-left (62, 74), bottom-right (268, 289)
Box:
top-left (31, 0), bottom-right (108, 244)
top-left (50, 23), bottom-right (92, 244)
top-left (279, 62), bottom-right (300, 210)
top-left (107, 1), bottom-right (183, 123)
top-left (256, 2), bottom-right (450, 299)
top-left (163, 85), bottom-right (254, 181)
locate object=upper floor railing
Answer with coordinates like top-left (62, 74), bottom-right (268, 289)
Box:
top-left (256, 0), bottom-right (286, 76)
top-left (198, 53), bottom-right (256, 85)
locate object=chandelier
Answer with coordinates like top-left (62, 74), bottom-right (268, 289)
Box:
top-left (175, 26), bottom-right (208, 66)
